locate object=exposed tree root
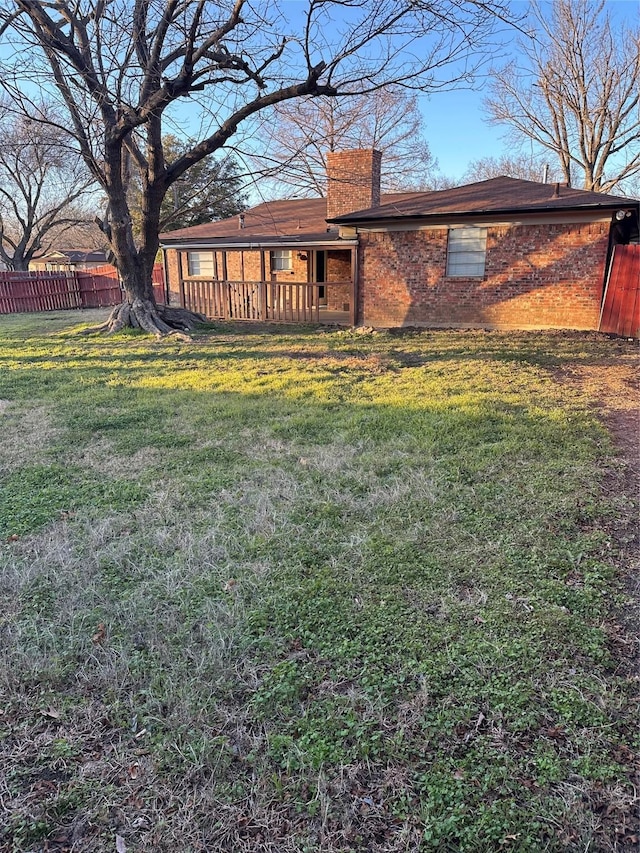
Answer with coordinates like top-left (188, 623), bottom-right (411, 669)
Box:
top-left (81, 299), bottom-right (207, 341)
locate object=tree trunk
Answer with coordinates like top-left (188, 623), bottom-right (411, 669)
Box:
top-left (85, 247), bottom-right (206, 340)
top-left (84, 161), bottom-right (205, 340)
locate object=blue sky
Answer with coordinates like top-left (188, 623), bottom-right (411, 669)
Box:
top-left (1, 0), bottom-right (636, 187)
top-left (419, 88), bottom-right (504, 180)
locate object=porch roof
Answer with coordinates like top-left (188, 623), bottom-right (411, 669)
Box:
top-left (160, 234), bottom-right (357, 251)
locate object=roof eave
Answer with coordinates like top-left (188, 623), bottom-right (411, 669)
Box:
top-left (160, 236), bottom-right (358, 250)
top-left (327, 201), bottom-right (635, 226)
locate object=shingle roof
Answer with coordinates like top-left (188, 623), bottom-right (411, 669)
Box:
top-left (160, 193), bottom-right (421, 243)
top-left (63, 250), bottom-right (108, 263)
top-left (160, 178), bottom-right (637, 246)
top-left (327, 177), bottom-right (637, 224)
top-left (35, 249), bottom-right (108, 264)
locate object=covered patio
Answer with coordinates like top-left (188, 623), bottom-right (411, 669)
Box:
top-left (163, 239), bottom-right (358, 325)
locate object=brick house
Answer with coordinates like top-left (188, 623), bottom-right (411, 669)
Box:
top-left (29, 249), bottom-right (110, 272)
top-left (160, 149), bottom-right (639, 332)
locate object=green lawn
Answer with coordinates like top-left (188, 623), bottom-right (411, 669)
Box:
top-left (0, 310), bottom-right (637, 852)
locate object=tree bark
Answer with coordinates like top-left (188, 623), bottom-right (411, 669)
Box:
top-left (83, 140), bottom-right (207, 339)
top-left (82, 216), bottom-right (207, 339)
top-left (83, 247), bottom-right (206, 340)
top-left (84, 298), bottom-right (206, 340)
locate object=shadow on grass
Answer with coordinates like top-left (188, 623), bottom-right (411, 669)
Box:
top-left (0, 315), bottom-right (637, 853)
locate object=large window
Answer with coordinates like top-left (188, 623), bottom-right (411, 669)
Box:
top-left (446, 227), bottom-right (487, 277)
top-left (187, 251), bottom-right (215, 277)
top-left (270, 249), bottom-right (292, 271)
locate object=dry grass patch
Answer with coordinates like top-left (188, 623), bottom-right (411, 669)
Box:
top-left (0, 402), bottom-right (60, 474)
top-left (0, 316), bottom-right (638, 852)
top-left (77, 438), bottom-right (165, 478)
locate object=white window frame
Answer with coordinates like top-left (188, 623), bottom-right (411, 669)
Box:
top-left (446, 227), bottom-right (488, 278)
top-left (187, 251), bottom-right (215, 277)
top-left (270, 249), bottom-right (293, 272)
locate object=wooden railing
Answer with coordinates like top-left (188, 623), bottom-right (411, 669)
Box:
top-left (181, 279), bottom-right (352, 323)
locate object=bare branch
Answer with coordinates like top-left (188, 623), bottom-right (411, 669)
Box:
top-left (485, 0), bottom-right (640, 192)
top-left (0, 108), bottom-right (98, 269)
top-left (249, 88), bottom-right (440, 196)
top-left (0, 0), bottom-right (515, 330)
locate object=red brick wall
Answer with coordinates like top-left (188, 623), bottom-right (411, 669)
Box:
top-left (224, 250), bottom-right (262, 280)
top-left (164, 249), bottom-right (182, 306)
top-left (358, 221), bottom-right (610, 330)
top-left (325, 250), bottom-right (352, 311)
top-left (269, 250), bottom-right (309, 282)
top-left (326, 150), bottom-right (382, 220)
top-left (224, 249), bottom-right (309, 282)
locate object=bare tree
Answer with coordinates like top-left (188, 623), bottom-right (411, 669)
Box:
top-left (461, 153), bottom-right (559, 184)
top-left (253, 88), bottom-right (438, 197)
top-left (128, 135), bottom-right (248, 236)
top-left (0, 112), bottom-right (96, 270)
top-left (1, 0), bottom-right (513, 337)
top-left (485, 0), bottom-right (640, 193)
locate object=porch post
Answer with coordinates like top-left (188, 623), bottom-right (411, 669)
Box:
top-left (259, 250), bottom-right (267, 320)
top-left (308, 250), bottom-right (315, 318)
top-left (178, 251), bottom-right (186, 308)
top-left (223, 251), bottom-right (231, 319)
top-left (350, 245), bottom-right (358, 326)
top-left (161, 249), bottom-right (170, 305)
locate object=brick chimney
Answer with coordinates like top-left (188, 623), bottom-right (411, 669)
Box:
top-left (326, 149), bottom-right (382, 220)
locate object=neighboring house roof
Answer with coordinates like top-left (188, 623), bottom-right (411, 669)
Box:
top-left (327, 177), bottom-right (638, 224)
top-left (35, 249), bottom-right (108, 264)
top-left (160, 193), bottom-right (421, 246)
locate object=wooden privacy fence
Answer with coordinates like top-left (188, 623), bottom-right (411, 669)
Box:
top-left (0, 264), bottom-right (166, 315)
top-left (182, 279), bottom-right (349, 323)
top-left (0, 270), bottom-right (84, 313)
top-left (599, 245), bottom-right (640, 338)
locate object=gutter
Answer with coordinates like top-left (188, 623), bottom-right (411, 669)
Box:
top-left (159, 238), bottom-right (358, 250)
top-left (327, 202), bottom-right (637, 227)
